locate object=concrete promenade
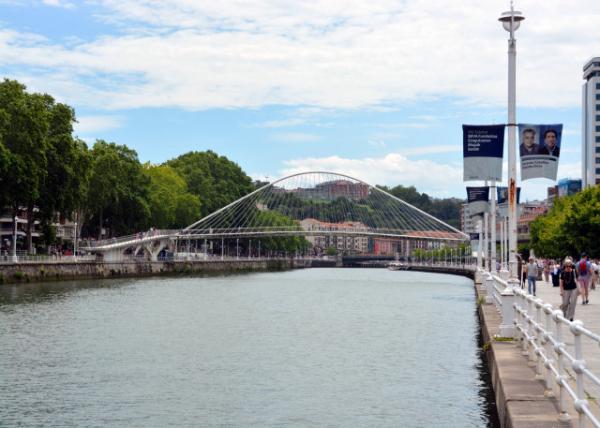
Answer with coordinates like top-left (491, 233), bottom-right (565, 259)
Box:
top-left (528, 277), bottom-right (600, 415)
top-left (478, 273), bottom-right (600, 428)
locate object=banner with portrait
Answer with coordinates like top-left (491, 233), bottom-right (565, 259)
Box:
top-left (497, 186), bottom-right (521, 218)
top-left (463, 125), bottom-right (505, 181)
top-left (467, 186), bottom-right (489, 216)
top-left (519, 124), bottom-right (563, 181)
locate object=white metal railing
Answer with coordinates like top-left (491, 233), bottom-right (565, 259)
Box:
top-left (486, 273), bottom-right (600, 426)
top-left (0, 254), bottom-right (97, 264)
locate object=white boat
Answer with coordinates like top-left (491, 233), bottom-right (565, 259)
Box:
top-left (387, 261), bottom-right (408, 271)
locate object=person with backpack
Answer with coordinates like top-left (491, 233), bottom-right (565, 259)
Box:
top-left (576, 253), bottom-right (592, 304)
top-left (560, 258), bottom-right (579, 321)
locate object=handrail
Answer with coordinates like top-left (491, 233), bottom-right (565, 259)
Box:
top-left (491, 274), bottom-right (600, 426)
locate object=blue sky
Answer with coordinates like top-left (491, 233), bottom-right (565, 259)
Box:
top-left (0, 0), bottom-right (598, 200)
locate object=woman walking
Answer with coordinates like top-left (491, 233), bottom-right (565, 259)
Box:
top-left (560, 258), bottom-right (579, 322)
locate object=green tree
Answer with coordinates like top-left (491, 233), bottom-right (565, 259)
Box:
top-left (530, 187), bottom-right (600, 258)
top-left (144, 164), bottom-right (201, 229)
top-left (166, 150), bottom-right (253, 217)
top-left (85, 141), bottom-right (150, 238)
top-left (0, 80), bottom-right (51, 251)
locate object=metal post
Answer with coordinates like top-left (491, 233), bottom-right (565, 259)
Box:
top-left (499, 6), bottom-right (524, 280)
top-left (258, 240), bottom-right (261, 260)
top-left (236, 238), bottom-right (239, 259)
top-left (572, 321), bottom-right (587, 427)
top-left (12, 215), bottom-right (18, 263)
top-left (543, 304), bottom-right (554, 397)
top-left (505, 217), bottom-right (510, 270)
top-left (500, 218), bottom-right (504, 270)
top-left (477, 218), bottom-right (483, 269)
top-left (484, 211), bottom-right (489, 271)
top-left (249, 239), bottom-right (252, 260)
top-left (554, 311), bottom-right (571, 422)
top-left (221, 237), bottom-right (224, 260)
top-left (490, 182), bottom-right (497, 273)
top-left (74, 221), bottom-right (78, 261)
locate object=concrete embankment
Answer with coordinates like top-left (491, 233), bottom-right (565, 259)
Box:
top-left (0, 258), bottom-right (310, 284)
top-left (475, 278), bottom-right (573, 428)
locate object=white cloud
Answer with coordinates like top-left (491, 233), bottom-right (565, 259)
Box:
top-left (42, 0), bottom-right (75, 8)
top-left (279, 153), bottom-right (463, 196)
top-left (74, 115), bottom-right (125, 133)
top-left (255, 118), bottom-right (305, 128)
top-left (271, 132), bottom-right (322, 143)
top-left (402, 145), bottom-right (461, 156)
top-left (0, 1), bottom-right (598, 110)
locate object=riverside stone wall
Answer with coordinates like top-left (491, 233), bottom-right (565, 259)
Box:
top-left (0, 259), bottom-right (310, 284)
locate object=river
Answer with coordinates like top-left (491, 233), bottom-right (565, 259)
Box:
top-left (0, 268), bottom-right (498, 427)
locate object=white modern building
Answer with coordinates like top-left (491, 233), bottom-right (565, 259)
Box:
top-left (582, 57), bottom-right (600, 187)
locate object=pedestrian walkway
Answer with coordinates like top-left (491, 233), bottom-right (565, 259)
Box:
top-left (526, 277), bottom-right (600, 410)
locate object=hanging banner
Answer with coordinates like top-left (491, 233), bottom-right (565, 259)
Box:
top-left (463, 124), bottom-right (505, 181)
top-left (519, 124), bottom-right (562, 181)
top-left (467, 186), bottom-right (489, 216)
top-left (497, 186), bottom-right (521, 218)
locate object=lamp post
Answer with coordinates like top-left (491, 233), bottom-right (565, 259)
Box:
top-left (499, 5), bottom-right (524, 279)
top-left (12, 215), bottom-right (18, 263)
top-left (74, 221), bottom-right (78, 261)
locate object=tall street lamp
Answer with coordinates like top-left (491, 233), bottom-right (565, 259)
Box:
top-left (12, 215), bottom-right (18, 263)
top-left (499, 5), bottom-right (524, 280)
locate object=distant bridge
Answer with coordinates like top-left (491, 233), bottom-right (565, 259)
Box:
top-left (82, 171), bottom-right (467, 261)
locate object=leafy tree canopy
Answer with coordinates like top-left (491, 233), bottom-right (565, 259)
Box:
top-left (166, 150), bottom-right (253, 217)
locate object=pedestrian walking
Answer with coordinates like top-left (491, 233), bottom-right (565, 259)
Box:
top-left (576, 253), bottom-right (592, 305)
top-left (550, 260), bottom-right (561, 287)
top-left (543, 260), bottom-right (551, 282)
top-left (560, 258), bottom-right (579, 321)
top-left (592, 259), bottom-right (599, 290)
top-left (527, 257), bottom-right (538, 296)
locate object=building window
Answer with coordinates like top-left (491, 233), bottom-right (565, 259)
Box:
top-left (596, 168), bottom-right (600, 174)
top-left (596, 158), bottom-right (600, 164)
top-left (597, 94), bottom-right (600, 100)
top-left (597, 136), bottom-right (600, 142)
top-left (597, 104), bottom-right (600, 111)
top-left (596, 147), bottom-right (600, 153)
top-left (597, 126), bottom-right (600, 132)
top-left (597, 115), bottom-right (600, 121)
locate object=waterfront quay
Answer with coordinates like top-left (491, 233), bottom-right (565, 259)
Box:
top-left (478, 270), bottom-right (600, 428)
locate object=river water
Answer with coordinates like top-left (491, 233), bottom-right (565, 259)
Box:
top-left (0, 268), bottom-right (498, 427)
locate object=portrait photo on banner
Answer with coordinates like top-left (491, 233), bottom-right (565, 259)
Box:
top-left (518, 123), bottom-right (562, 181)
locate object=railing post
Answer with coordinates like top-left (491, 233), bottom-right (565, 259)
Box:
top-left (553, 310), bottom-right (571, 422)
top-left (570, 320), bottom-right (588, 427)
top-left (484, 273), bottom-right (494, 305)
top-left (542, 304), bottom-right (554, 397)
top-left (534, 299), bottom-right (544, 379)
top-left (527, 297), bottom-right (536, 365)
top-left (499, 281), bottom-right (515, 337)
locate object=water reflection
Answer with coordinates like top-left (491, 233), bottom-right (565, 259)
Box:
top-left (0, 269), bottom-right (499, 427)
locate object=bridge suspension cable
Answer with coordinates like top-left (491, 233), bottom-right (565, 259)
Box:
top-left (181, 171), bottom-right (466, 241)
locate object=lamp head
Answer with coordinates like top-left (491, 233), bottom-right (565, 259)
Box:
top-left (499, 10), bottom-right (525, 32)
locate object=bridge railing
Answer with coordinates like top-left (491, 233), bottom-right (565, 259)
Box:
top-left (488, 273), bottom-right (600, 426)
top-left (82, 230), bottom-right (180, 248)
top-left (0, 254), bottom-right (97, 264)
